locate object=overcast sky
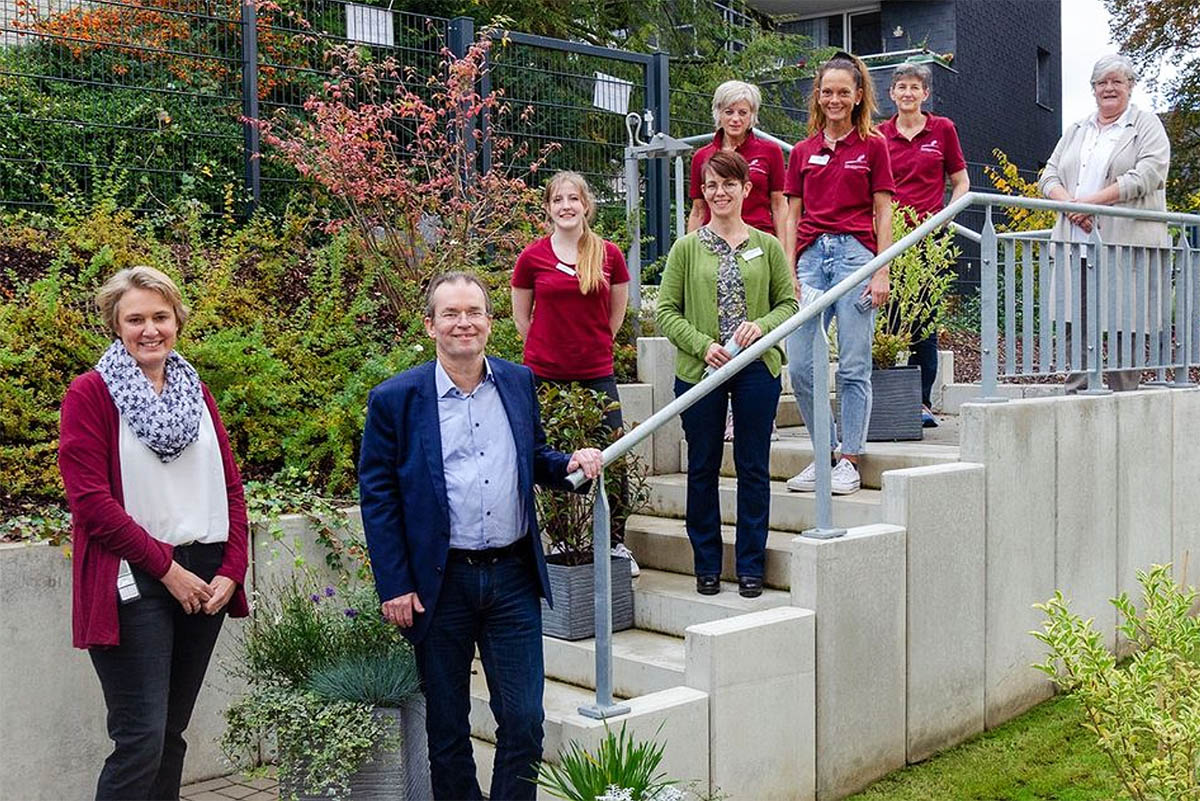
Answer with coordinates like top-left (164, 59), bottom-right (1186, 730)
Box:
top-left (1060, 0), bottom-right (1177, 126)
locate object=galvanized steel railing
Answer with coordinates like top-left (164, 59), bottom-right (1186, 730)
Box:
top-left (568, 191), bottom-right (1200, 719)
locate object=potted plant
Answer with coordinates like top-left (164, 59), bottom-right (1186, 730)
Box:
top-left (221, 576), bottom-right (430, 801)
top-left (537, 723), bottom-right (685, 801)
top-left (860, 204), bottom-right (958, 441)
top-left (536, 382), bottom-right (650, 640)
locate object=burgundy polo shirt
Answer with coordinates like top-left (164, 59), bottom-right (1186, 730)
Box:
top-left (878, 113), bottom-right (967, 216)
top-left (785, 129), bottom-right (895, 255)
top-left (689, 129), bottom-right (786, 234)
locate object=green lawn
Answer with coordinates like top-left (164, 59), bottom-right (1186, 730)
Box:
top-left (847, 694), bottom-right (1125, 801)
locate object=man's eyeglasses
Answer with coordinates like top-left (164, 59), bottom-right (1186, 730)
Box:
top-left (436, 309), bottom-right (489, 323)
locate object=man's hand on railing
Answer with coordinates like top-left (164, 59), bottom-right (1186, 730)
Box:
top-left (868, 269), bottom-right (891, 308)
top-left (704, 342), bottom-right (735, 369)
top-left (567, 448), bottom-right (604, 479)
top-left (731, 321), bottom-right (763, 347)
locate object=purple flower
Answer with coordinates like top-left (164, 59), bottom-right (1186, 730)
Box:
top-left (344, 608), bottom-right (359, 618)
top-left (324, 586), bottom-right (336, 597)
top-left (310, 593), bottom-right (321, 603)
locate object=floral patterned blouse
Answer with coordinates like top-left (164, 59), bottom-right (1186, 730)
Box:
top-left (696, 225), bottom-right (749, 344)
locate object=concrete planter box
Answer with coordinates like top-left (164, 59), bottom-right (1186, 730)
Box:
top-left (541, 557), bottom-right (633, 640)
top-left (279, 698), bottom-right (431, 801)
top-left (859, 366), bottom-right (924, 442)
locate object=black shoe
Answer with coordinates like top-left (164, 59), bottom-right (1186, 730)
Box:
top-left (696, 575), bottom-right (721, 595)
top-left (738, 576), bottom-right (763, 598)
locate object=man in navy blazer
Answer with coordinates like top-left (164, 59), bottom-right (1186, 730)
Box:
top-left (359, 271), bottom-right (603, 801)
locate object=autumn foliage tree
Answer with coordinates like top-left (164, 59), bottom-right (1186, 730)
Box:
top-left (255, 33), bottom-right (554, 299)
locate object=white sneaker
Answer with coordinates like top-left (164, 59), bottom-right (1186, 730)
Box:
top-left (830, 459), bottom-right (861, 495)
top-left (786, 461), bottom-right (817, 492)
top-left (612, 543), bottom-right (640, 577)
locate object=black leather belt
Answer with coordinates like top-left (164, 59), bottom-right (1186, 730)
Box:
top-left (448, 538), bottom-right (529, 566)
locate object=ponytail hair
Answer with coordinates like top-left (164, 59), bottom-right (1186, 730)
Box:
top-left (808, 51), bottom-right (878, 141)
top-left (544, 171), bottom-right (608, 295)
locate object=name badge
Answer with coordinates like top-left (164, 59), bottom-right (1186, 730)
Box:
top-left (742, 247), bottom-right (764, 261)
top-left (554, 262), bottom-right (577, 277)
top-left (808, 154), bottom-right (830, 166)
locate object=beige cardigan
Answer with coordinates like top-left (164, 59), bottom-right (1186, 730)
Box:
top-left (1038, 104), bottom-right (1171, 247)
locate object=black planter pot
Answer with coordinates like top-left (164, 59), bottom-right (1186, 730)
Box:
top-left (866, 365), bottom-right (923, 442)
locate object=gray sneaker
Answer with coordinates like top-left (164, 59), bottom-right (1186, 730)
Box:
top-left (830, 458), bottom-right (861, 495)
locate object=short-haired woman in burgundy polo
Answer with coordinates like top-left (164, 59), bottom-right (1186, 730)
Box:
top-left (511, 171), bottom-right (638, 572)
top-left (783, 52), bottom-right (894, 496)
top-left (657, 151), bottom-right (798, 598)
top-left (58, 266), bottom-right (249, 801)
top-left (879, 61), bottom-right (969, 427)
top-left (687, 80), bottom-right (788, 442)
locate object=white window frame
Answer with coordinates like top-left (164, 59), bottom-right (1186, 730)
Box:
top-left (790, 4), bottom-right (881, 53)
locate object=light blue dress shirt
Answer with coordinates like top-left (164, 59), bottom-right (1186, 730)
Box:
top-left (435, 358), bottom-right (526, 550)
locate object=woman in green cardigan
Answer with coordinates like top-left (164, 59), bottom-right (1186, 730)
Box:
top-left (656, 150), bottom-right (798, 598)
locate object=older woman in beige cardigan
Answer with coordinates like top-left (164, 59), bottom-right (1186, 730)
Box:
top-left (1038, 53), bottom-right (1171, 392)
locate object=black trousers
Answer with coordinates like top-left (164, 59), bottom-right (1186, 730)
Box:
top-left (89, 543), bottom-right (227, 801)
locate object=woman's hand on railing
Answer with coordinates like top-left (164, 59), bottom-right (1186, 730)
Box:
top-left (1066, 211), bottom-right (1094, 232)
top-left (704, 342), bottom-right (734, 369)
top-left (732, 321), bottom-right (763, 347)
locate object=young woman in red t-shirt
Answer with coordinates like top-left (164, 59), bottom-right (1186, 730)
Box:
top-left (511, 171), bottom-right (636, 569)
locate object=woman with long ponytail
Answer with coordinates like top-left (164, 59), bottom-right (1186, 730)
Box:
top-left (782, 51), bottom-right (895, 496)
top-left (511, 171), bottom-right (638, 572)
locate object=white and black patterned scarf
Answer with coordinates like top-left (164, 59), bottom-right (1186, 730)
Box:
top-left (96, 340), bottom-right (204, 463)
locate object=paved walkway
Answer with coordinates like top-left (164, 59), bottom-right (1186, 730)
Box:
top-left (180, 771), bottom-right (277, 801)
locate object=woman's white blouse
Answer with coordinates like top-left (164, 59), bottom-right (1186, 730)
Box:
top-left (119, 403), bottom-right (230, 546)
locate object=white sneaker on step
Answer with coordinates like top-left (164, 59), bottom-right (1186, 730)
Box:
top-left (786, 461), bottom-right (817, 492)
top-left (611, 543), bottom-right (640, 577)
top-left (830, 458), bottom-right (861, 495)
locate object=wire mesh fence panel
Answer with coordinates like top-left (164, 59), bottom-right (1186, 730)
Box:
top-left (1, 0), bottom-right (245, 211)
top-left (487, 37), bottom-right (648, 209)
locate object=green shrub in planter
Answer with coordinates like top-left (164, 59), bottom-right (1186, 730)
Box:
top-left (537, 723), bottom-right (683, 801)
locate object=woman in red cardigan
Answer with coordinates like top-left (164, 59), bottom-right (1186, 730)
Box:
top-left (58, 265), bottom-right (249, 801)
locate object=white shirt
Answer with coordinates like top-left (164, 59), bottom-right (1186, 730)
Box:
top-left (119, 403), bottom-right (230, 546)
top-left (1070, 106), bottom-right (1133, 242)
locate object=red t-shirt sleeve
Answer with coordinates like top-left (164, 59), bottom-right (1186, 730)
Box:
top-left (689, 148), bottom-right (707, 200)
top-left (767, 142), bottom-right (785, 193)
top-left (784, 144), bottom-right (805, 198)
top-left (869, 136), bottom-right (895, 195)
top-left (606, 241), bottom-right (630, 284)
top-left (944, 120), bottom-right (967, 175)
top-left (512, 243), bottom-right (538, 288)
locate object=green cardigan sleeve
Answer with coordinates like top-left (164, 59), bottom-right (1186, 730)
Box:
top-left (752, 235), bottom-right (799, 335)
top-left (655, 238), bottom-right (714, 360)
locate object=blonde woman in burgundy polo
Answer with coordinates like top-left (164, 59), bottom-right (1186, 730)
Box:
top-left (783, 52), bottom-right (894, 496)
top-left (511, 171), bottom-right (637, 572)
top-left (58, 266), bottom-right (248, 801)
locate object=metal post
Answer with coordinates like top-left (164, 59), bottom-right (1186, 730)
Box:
top-left (1176, 229), bottom-right (1196, 387)
top-left (802, 315), bottom-right (844, 540)
top-left (479, 34), bottom-right (492, 176)
top-left (240, 0), bottom-right (260, 215)
top-left (1081, 231), bottom-right (1111, 395)
top-left (578, 470), bottom-right (629, 719)
top-left (674, 155), bottom-right (686, 240)
top-left (625, 147), bottom-right (642, 336)
top-left (448, 17), bottom-right (477, 181)
top-left (977, 205), bottom-right (1006, 402)
top-left (645, 52), bottom-right (670, 261)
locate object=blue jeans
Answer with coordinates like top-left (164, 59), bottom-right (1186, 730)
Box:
top-left (786, 234), bottom-right (877, 456)
top-left (675, 359), bottom-right (781, 578)
top-left (415, 552), bottom-right (544, 801)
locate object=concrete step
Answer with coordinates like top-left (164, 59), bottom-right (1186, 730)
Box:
top-left (939, 382), bottom-right (1064, 413)
top-left (623, 514), bottom-right (794, 590)
top-left (469, 661), bottom-right (602, 762)
top-left (472, 737), bottom-right (555, 800)
top-left (542, 628), bottom-right (685, 699)
top-left (633, 567), bottom-right (792, 638)
top-left (645, 473), bottom-right (883, 533)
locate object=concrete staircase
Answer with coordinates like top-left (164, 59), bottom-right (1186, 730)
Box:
top-left (468, 418), bottom-right (961, 794)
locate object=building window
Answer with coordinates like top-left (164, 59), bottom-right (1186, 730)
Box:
top-left (1036, 46), bottom-right (1053, 109)
top-left (780, 6), bottom-right (882, 55)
